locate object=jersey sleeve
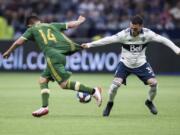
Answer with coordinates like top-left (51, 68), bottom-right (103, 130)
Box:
top-left (87, 30), bottom-right (125, 47)
top-left (21, 28), bottom-right (33, 41)
top-left (51, 23), bottom-right (68, 31)
top-left (147, 30), bottom-right (180, 54)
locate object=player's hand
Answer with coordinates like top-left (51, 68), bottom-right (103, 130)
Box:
top-left (3, 51), bottom-right (11, 59)
top-left (178, 49), bottom-right (180, 55)
top-left (176, 48), bottom-right (180, 55)
top-left (81, 43), bottom-right (89, 49)
top-left (77, 16), bottom-right (86, 23)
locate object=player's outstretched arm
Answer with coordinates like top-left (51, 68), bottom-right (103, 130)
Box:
top-left (67, 15), bottom-right (86, 29)
top-left (152, 34), bottom-right (180, 55)
top-left (3, 37), bottom-right (26, 59)
top-left (81, 30), bottom-right (125, 49)
top-left (81, 34), bottom-right (121, 49)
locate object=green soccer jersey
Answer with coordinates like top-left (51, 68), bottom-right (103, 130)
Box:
top-left (21, 22), bottom-right (81, 56)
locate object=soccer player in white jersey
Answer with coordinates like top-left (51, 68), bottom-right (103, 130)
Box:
top-left (81, 15), bottom-right (180, 116)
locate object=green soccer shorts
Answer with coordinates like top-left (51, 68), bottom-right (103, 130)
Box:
top-left (41, 53), bottom-right (72, 83)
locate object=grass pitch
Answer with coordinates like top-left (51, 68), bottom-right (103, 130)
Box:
top-left (0, 73), bottom-right (180, 135)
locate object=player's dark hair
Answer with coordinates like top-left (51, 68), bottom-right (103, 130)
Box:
top-left (25, 15), bottom-right (40, 26)
top-left (131, 15), bottom-right (143, 25)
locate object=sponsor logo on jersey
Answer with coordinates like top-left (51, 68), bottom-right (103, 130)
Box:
top-left (130, 45), bottom-right (143, 52)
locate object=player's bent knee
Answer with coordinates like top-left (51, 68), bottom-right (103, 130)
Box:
top-left (112, 77), bottom-right (123, 87)
top-left (39, 77), bottom-right (49, 84)
top-left (59, 81), bottom-right (68, 89)
top-left (147, 78), bottom-right (158, 86)
top-left (39, 77), bottom-right (49, 89)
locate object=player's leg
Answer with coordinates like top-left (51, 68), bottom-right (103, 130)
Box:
top-left (32, 68), bottom-right (53, 117)
top-left (135, 63), bottom-right (158, 115)
top-left (147, 78), bottom-right (157, 102)
top-left (60, 80), bottom-right (102, 107)
top-left (103, 77), bottom-right (123, 116)
top-left (46, 56), bottom-right (102, 107)
top-left (145, 78), bottom-right (158, 115)
top-left (103, 62), bottom-right (129, 116)
top-left (39, 76), bottom-right (51, 108)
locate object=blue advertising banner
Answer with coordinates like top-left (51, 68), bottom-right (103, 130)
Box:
top-left (0, 41), bottom-right (180, 74)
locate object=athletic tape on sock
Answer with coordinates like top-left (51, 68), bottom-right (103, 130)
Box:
top-left (41, 89), bottom-right (50, 94)
top-left (75, 81), bottom-right (80, 91)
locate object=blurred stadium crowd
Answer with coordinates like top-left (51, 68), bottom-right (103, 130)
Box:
top-left (0, 0), bottom-right (180, 39)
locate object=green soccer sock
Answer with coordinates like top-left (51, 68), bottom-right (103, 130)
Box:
top-left (41, 89), bottom-right (50, 107)
top-left (40, 83), bottom-right (50, 107)
top-left (64, 80), bottom-right (94, 94)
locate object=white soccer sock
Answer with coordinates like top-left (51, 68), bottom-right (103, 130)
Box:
top-left (108, 83), bottom-right (119, 102)
top-left (148, 85), bottom-right (157, 101)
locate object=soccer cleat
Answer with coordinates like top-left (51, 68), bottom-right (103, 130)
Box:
top-left (32, 107), bottom-right (49, 117)
top-left (92, 87), bottom-right (102, 107)
top-left (145, 100), bottom-right (158, 115)
top-left (103, 101), bottom-right (114, 117)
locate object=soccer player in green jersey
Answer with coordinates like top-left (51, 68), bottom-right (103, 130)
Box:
top-left (3, 15), bottom-right (102, 117)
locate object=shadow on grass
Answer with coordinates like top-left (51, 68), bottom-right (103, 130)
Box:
top-left (46, 113), bottom-right (160, 120)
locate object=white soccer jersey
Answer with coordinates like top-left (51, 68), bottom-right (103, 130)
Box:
top-left (87, 28), bottom-right (180, 68)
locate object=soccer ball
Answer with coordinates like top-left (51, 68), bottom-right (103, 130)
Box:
top-left (77, 92), bottom-right (91, 103)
